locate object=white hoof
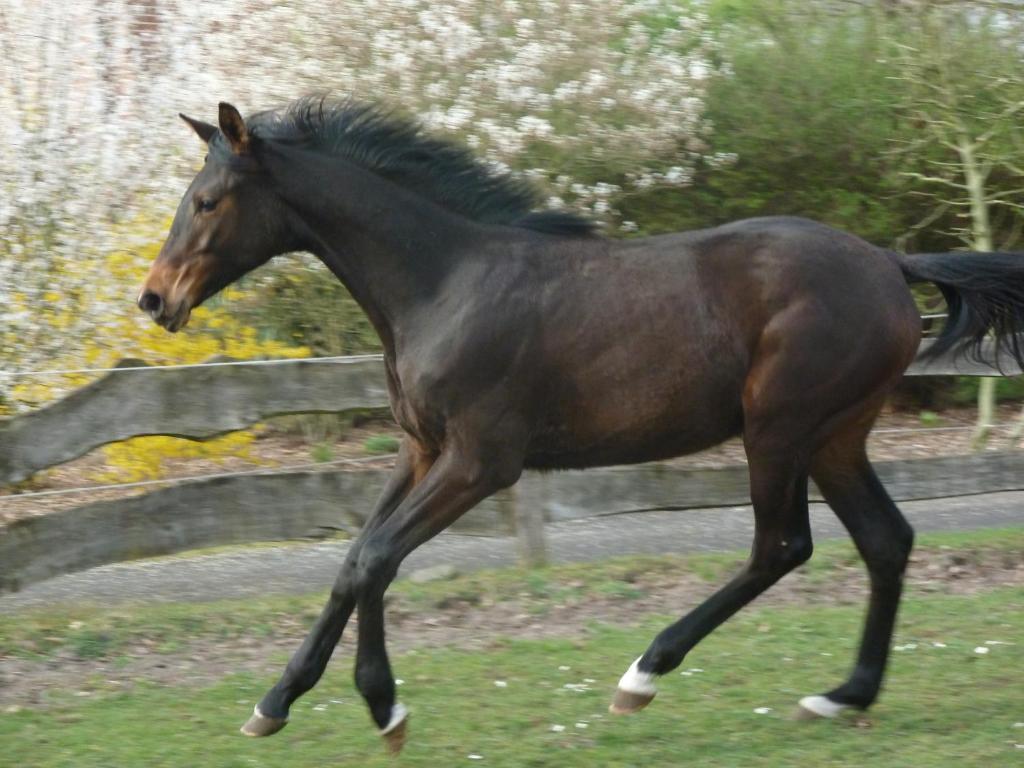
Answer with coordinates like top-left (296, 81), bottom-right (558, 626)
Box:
top-left (796, 695), bottom-right (848, 719)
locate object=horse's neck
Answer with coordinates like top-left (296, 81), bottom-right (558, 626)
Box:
top-left (270, 149), bottom-right (483, 352)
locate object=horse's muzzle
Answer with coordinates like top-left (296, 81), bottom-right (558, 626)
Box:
top-left (137, 289), bottom-right (191, 332)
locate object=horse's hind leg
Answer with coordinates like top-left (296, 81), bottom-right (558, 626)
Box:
top-left (610, 447), bottom-right (814, 714)
top-left (799, 437), bottom-right (914, 719)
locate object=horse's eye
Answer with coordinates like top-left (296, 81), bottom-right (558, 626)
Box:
top-left (197, 197), bottom-right (218, 213)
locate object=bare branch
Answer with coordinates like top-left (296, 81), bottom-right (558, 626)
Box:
top-left (899, 171), bottom-right (967, 190)
top-left (975, 101), bottom-right (1024, 145)
top-left (984, 188), bottom-right (1024, 202)
top-left (895, 201), bottom-right (951, 251)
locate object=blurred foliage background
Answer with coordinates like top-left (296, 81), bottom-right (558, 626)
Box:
top-left (3, 0), bottom-right (1024, 475)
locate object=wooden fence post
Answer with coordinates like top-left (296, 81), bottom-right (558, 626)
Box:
top-left (502, 485), bottom-right (547, 568)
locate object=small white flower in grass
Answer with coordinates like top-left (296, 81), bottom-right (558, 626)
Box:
top-left (468, 755), bottom-right (484, 760)
top-left (753, 707), bottom-right (772, 715)
top-left (985, 640), bottom-right (1011, 646)
top-left (584, 678), bottom-right (596, 684)
top-left (396, 679), bottom-right (405, 686)
top-left (494, 680), bottom-right (507, 688)
top-left (932, 642), bottom-right (947, 648)
top-left (550, 724), bottom-right (566, 732)
top-left (974, 646), bottom-right (990, 655)
top-left (558, 665), bottom-right (571, 671)
top-left (688, 668), bottom-right (704, 673)
top-left (313, 704), bottom-right (327, 712)
top-left (1014, 722), bottom-right (1024, 728)
top-left (575, 722), bottom-right (589, 729)
top-left (680, 671), bottom-right (692, 676)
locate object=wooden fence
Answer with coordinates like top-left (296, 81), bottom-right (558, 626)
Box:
top-left (1, 340), bottom-right (1022, 592)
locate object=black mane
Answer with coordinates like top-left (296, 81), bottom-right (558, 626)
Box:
top-left (240, 96), bottom-right (597, 237)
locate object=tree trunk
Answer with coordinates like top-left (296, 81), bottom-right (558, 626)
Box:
top-left (959, 137), bottom-right (997, 448)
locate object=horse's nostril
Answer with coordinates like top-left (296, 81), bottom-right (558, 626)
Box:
top-left (138, 290), bottom-right (164, 316)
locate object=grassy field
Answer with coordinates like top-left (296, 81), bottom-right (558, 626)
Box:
top-left (1, 530), bottom-right (1022, 767)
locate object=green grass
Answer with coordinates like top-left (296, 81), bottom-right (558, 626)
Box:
top-left (1, 529), bottom-right (1022, 766)
top-left (2, 528), bottom-right (1022, 663)
top-left (309, 442), bottom-right (335, 463)
top-left (1, 589), bottom-right (1022, 767)
top-left (362, 434), bottom-right (401, 455)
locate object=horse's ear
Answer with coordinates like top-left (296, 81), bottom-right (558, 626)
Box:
top-left (179, 113), bottom-right (217, 144)
top-left (218, 102), bottom-right (250, 155)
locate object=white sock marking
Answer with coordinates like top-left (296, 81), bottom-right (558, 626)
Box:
top-left (252, 704), bottom-right (287, 723)
top-left (798, 695), bottom-right (847, 718)
top-left (617, 657), bottom-right (657, 695)
top-left (380, 702), bottom-right (408, 735)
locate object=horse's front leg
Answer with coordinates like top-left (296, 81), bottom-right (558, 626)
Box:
top-left (350, 446), bottom-right (522, 754)
top-left (241, 438), bottom-right (433, 737)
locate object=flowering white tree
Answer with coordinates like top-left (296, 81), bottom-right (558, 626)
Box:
top-left (1, 0), bottom-right (717, 407)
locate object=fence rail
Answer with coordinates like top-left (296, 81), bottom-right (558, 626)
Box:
top-left (0, 357), bottom-right (390, 486)
top-left (1, 337), bottom-right (1022, 592)
top-left (4, 451), bottom-right (1024, 593)
top-left (1, 339), bottom-right (1016, 488)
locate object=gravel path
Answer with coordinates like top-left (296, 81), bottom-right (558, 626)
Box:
top-left (3, 490), bottom-right (1023, 610)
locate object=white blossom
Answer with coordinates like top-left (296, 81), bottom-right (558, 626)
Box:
top-left (1, 0), bottom-right (717, 403)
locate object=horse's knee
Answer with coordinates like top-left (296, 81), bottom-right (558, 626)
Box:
top-left (894, 519), bottom-right (915, 560)
top-left (866, 522), bottom-right (914, 583)
top-left (751, 533), bottom-right (813, 580)
top-left (780, 535), bottom-right (813, 569)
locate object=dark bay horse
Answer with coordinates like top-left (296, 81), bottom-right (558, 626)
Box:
top-left (139, 98), bottom-right (1024, 752)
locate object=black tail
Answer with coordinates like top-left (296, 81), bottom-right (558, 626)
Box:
top-left (899, 250), bottom-right (1024, 369)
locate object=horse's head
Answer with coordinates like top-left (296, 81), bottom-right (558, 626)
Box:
top-left (138, 103), bottom-right (293, 332)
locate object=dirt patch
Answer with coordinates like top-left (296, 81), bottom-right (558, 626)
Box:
top-left (2, 544), bottom-right (1021, 710)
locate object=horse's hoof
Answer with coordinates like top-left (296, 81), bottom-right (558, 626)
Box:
top-left (609, 687), bottom-right (656, 715)
top-left (379, 702), bottom-right (409, 755)
top-left (240, 705), bottom-right (289, 737)
top-left (609, 656), bottom-right (657, 715)
top-left (795, 695), bottom-right (847, 721)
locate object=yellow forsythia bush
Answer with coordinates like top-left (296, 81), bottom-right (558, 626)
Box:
top-left (6, 216), bottom-right (311, 481)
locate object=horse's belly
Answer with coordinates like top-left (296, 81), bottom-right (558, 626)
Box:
top-left (523, 383), bottom-right (744, 469)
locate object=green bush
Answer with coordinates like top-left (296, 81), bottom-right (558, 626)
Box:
top-left (363, 435), bottom-right (401, 455)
